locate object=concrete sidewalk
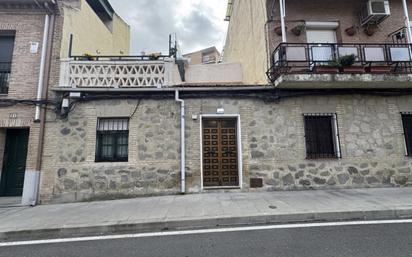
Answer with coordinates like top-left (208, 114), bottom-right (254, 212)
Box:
top-left (1, 188), bottom-right (412, 241)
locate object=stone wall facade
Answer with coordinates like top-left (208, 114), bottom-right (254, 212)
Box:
top-left (39, 94), bottom-right (412, 203)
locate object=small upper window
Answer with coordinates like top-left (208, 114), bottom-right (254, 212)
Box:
top-left (304, 114), bottom-right (341, 159)
top-left (96, 118), bottom-right (129, 162)
top-left (0, 32), bottom-right (15, 94)
top-left (401, 113), bottom-right (412, 156)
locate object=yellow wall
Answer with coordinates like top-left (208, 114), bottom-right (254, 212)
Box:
top-left (222, 0), bottom-right (268, 84)
top-left (60, 0), bottom-right (130, 58)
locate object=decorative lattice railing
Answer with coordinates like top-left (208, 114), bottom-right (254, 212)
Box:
top-left (59, 60), bottom-right (175, 88)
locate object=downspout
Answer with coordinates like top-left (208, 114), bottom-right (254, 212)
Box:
top-left (34, 11), bottom-right (56, 206)
top-left (25, 0), bottom-right (55, 206)
top-left (34, 14), bottom-right (50, 121)
top-left (402, 0), bottom-right (412, 44)
top-left (279, 0), bottom-right (287, 43)
top-left (175, 90), bottom-right (185, 194)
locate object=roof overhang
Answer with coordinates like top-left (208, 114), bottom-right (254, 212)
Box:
top-left (0, 0), bottom-right (57, 12)
top-left (85, 0), bottom-right (114, 20)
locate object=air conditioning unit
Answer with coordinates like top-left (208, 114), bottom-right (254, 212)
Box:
top-left (360, 0), bottom-right (390, 26)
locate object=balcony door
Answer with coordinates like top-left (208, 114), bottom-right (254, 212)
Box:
top-left (306, 29), bottom-right (337, 64)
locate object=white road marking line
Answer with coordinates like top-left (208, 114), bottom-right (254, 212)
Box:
top-left (1, 219), bottom-right (412, 247)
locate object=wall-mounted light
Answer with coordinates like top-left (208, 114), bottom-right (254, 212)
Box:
top-left (217, 108), bottom-right (225, 114)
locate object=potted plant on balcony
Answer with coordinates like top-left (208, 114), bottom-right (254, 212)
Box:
top-left (80, 53), bottom-right (95, 61)
top-left (339, 54), bottom-right (365, 73)
top-left (364, 24), bottom-right (378, 36)
top-left (345, 26), bottom-right (356, 36)
top-left (366, 64), bottom-right (392, 73)
top-left (291, 24), bottom-right (306, 36)
top-left (314, 59), bottom-right (340, 73)
top-left (274, 26), bottom-right (285, 36)
top-left (148, 52), bottom-right (161, 60)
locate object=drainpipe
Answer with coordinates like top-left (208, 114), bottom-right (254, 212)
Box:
top-left (402, 0), bottom-right (412, 44)
top-left (34, 13), bottom-right (50, 121)
top-left (22, 1), bottom-right (54, 206)
top-left (279, 0), bottom-right (287, 43)
top-left (175, 90), bottom-right (185, 194)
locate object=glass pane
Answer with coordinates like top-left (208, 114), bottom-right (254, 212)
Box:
top-left (204, 120), bottom-right (218, 128)
top-left (390, 47), bottom-right (411, 61)
top-left (116, 133), bottom-right (128, 158)
top-left (98, 118), bottom-right (129, 131)
top-left (101, 134), bottom-right (114, 158)
top-left (286, 46), bottom-right (306, 61)
top-left (338, 47), bottom-right (358, 60)
top-left (364, 47), bottom-right (385, 62)
top-left (312, 46), bottom-right (333, 61)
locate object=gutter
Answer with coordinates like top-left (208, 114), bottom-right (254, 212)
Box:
top-left (53, 85), bottom-right (274, 92)
top-left (175, 90), bottom-right (185, 194)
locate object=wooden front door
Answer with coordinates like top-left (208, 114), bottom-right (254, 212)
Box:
top-left (202, 118), bottom-right (239, 187)
top-left (0, 129), bottom-right (29, 196)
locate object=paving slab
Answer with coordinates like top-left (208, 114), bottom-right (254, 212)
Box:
top-left (1, 188), bottom-right (412, 242)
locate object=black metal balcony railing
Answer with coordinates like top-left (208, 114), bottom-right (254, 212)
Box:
top-left (0, 62), bottom-right (11, 94)
top-left (267, 43), bottom-right (412, 83)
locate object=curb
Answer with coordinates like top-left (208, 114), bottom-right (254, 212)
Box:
top-left (2, 208), bottom-right (412, 242)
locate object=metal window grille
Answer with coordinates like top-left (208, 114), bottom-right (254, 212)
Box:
top-left (303, 113), bottom-right (341, 159)
top-left (401, 113), bottom-right (412, 157)
top-left (96, 118), bottom-right (129, 162)
top-left (0, 62), bottom-right (11, 94)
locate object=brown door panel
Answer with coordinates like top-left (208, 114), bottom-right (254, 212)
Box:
top-left (203, 118), bottom-right (239, 187)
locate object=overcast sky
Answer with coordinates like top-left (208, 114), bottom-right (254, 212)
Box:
top-left (109, 0), bottom-right (228, 55)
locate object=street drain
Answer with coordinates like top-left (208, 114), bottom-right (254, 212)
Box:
top-left (268, 205), bottom-right (277, 209)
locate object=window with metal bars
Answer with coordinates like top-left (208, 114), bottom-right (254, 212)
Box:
top-left (0, 33), bottom-right (15, 94)
top-left (95, 118), bottom-right (129, 162)
top-left (401, 113), bottom-right (412, 156)
top-left (303, 114), bottom-right (341, 159)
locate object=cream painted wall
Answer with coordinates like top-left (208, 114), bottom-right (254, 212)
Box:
top-left (60, 0), bottom-right (130, 58)
top-left (222, 0), bottom-right (268, 85)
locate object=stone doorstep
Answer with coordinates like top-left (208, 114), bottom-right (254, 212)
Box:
top-left (2, 208), bottom-right (412, 242)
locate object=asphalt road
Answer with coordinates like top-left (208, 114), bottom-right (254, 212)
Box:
top-left (1, 222), bottom-right (412, 257)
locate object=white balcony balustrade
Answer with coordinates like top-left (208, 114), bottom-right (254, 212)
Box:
top-left (59, 58), bottom-right (178, 89)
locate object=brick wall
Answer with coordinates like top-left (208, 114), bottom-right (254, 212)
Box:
top-left (268, 0), bottom-right (412, 55)
top-left (0, 6), bottom-right (48, 174)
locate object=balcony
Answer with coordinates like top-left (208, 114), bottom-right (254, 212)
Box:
top-left (57, 56), bottom-right (243, 91)
top-left (267, 43), bottom-right (412, 88)
top-left (0, 62), bottom-right (10, 94)
top-left (58, 56), bottom-right (179, 89)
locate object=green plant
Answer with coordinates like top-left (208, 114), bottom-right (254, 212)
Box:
top-left (338, 54), bottom-right (356, 67)
top-left (82, 53), bottom-right (95, 61)
top-left (327, 58), bottom-right (340, 67)
top-left (291, 24), bottom-right (306, 36)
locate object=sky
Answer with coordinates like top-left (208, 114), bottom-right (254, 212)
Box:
top-left (109, 0), bottom-right (229, 55)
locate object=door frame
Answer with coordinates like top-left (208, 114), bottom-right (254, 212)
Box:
top-left (0, 128), bottom-right (30, 197)
top-left (199, 114), bottom-right (243, 190)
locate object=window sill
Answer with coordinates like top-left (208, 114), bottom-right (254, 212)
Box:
top-left (95, 160), bottom-right (129, 163)
top-left (305, 157), bottom-right (340, 160)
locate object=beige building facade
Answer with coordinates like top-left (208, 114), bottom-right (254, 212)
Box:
top-left (183, 46), bottom-right (221, 65)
